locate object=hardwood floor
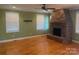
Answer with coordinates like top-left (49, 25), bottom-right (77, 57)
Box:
top-left (0, 35), bottom-right (79, 55)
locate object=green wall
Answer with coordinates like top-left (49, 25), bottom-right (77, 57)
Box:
top-left (0, 9), bottom-right (49, 41)
top-left (70, 10), bottom-right (79, 41)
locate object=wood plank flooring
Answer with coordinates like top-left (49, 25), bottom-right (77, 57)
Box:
top-left (0, 35), bottom-right (79, 55)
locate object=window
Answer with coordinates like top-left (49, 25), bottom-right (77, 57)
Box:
top-left (5, 12), bottom-right (19, 33)
top-left (76, 11), bottom-right (79, 33)
top-left (44, 15), bottom-right (49, 30)
top-left (36, 14), bottom-right (49, 30)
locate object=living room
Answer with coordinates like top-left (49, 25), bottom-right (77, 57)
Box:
top-left (0, 4), bottom-right (79, 55)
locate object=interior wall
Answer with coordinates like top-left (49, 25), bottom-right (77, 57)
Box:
top-left (0, 9), bottom-right (49, 41)
top-left (70, 10), bottom-right (79, 41)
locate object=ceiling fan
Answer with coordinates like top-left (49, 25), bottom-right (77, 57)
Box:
top-left (41, 4), bottom-right (55, 11)
top-left (32, 4), bottom-right (54, 13)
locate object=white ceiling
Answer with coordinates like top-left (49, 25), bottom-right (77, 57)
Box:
top-left (0, 4), bottom-right (52, 13)
top-left (0, 4), bottom-right (79, 13)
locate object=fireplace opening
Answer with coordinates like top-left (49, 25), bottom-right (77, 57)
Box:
top-left (53, 27), bottom-right (61, 36)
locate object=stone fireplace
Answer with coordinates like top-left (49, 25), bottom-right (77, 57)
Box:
top-left (48, 9), bottom-right (73, 43)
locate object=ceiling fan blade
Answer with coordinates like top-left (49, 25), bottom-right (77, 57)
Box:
top-left (47, 8), bottom-right (55, 9)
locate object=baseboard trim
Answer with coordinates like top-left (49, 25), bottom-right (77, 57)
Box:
top-left (72, 40), bottom-right (79, 44)
top-left (0, 34), bottom-right (48, 43)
